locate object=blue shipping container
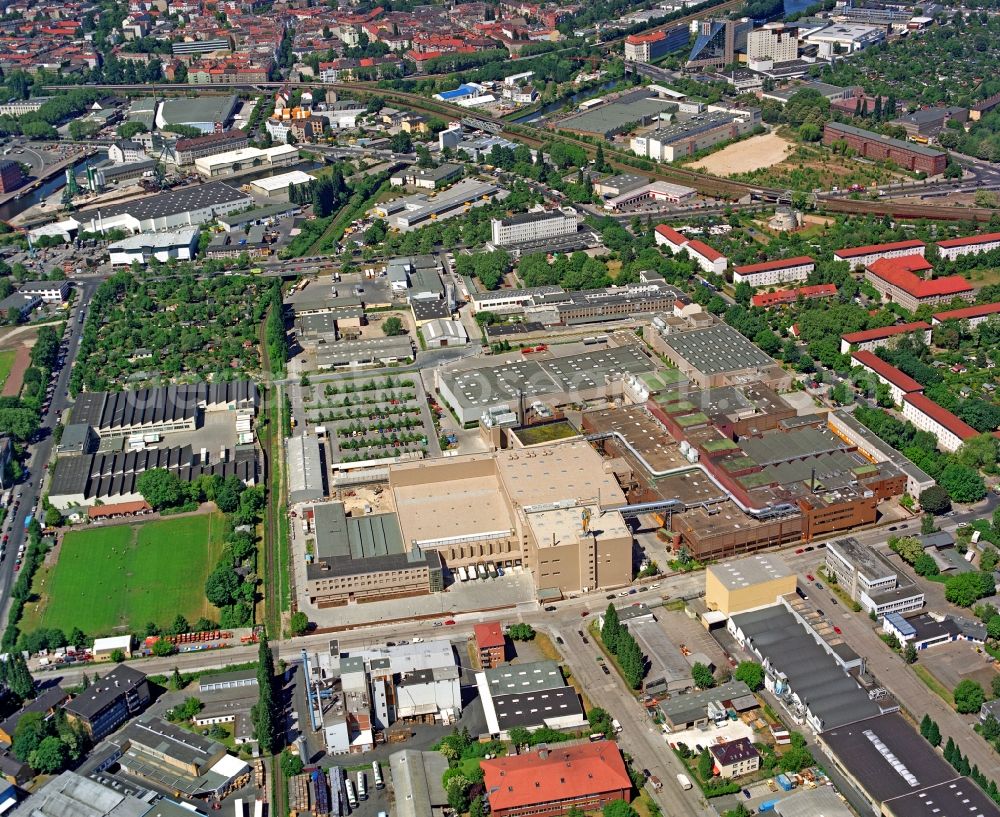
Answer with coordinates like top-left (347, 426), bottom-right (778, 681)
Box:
top-left (776, 774), bottom-right (793, 791)
top-left (758, 800), bottom-right (778, 813)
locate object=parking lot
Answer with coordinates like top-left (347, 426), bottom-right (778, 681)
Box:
top-left (917, 639), bottom-right (999, 693)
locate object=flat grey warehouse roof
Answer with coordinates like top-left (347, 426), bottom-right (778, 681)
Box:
top-left (821, 712), bottom-right (958, 804)
top-left (159, 95), bottom-right (238, 126)
top-left (709, 554), bottom-right (792, 590)
top-left (484, 660), bottom-right (566, 695)
top-left (663, 323), bottom-right (776, 375)
top-left (78, 181), bottom-right (249, 221)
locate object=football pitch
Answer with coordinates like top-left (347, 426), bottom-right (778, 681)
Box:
top-left (25, 512), bottom-right (227, 636)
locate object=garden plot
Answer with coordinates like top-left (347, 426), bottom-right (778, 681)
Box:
top-left (302, 375), bottom-right (435, 464)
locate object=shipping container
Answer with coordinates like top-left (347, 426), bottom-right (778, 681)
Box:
top-left (776, 774), bottom-right (793, 791)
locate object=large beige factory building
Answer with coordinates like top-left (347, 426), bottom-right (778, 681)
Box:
top-left (389, 441), bottom-right (632, 595)
top-left (705, 554), bottom-right (797, 616)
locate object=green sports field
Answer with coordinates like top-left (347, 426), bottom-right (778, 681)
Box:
top-left (25, 512), bottom-right (227, 636)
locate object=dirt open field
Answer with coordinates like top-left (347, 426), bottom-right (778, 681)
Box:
top-left (690, 132), bottom-right (794, 176)
top-left (0, 324), bottom-right (39, 398)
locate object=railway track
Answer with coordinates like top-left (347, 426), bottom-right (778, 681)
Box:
top-left (45, 81), bottom-right (996, 221)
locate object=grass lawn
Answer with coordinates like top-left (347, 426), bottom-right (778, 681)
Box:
top-left (24, 512), bottom-right (227, 636)
top-left (965, 267), bottom-right (1000, 289)
top-left (0, 349), bottom-right (15, 390)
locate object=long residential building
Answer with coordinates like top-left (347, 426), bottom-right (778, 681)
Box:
top-left (490, 212), bottom-right (577, 247)
top-left (832, 239), bottom-right (925, 269)
top-left (750, 283), bottom-right (837, 308)
top-left (902, 392), bottom-right (980, 453)
top-left (839, 321), bottom-right (931, 354)
top-left (865, 255), bottom-right (973, 312)
top-left (732, 255), bottom-right (815, 287)
top-left (850, 350), bottom-right (923, 405)
top-left (823, 121), bottom-right (947, 175)
top-left (654, 225), bottom-right (728, 274)
top-left (931, 301), bottom-right (1000, 328)
top-left (936, 231), bottom-right (1000, 260)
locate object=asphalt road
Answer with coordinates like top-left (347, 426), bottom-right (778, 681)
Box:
top-left (555, 618), bottom-right (717, 817)
top-left (0, 281), bottom-right (96, 623)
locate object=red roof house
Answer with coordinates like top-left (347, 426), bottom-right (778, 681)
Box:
top-left (482, 743), bottom-right (632, 817)
top-left (474, 622), bottom-right (505, 669)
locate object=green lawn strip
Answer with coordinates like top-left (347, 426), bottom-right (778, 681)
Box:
top-left (0, 349), bottom-right (16, 390)
top-left (913, 664), bottom-right (955, 707)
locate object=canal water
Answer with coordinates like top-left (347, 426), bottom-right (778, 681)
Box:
top-left (0, 154), bottom-right (100, 223)
top-left (510, 80), bottom-right (620, 124)
top-left (0, 155), bottom-right (323, 224)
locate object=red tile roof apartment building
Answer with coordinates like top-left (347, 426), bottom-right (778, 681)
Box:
top-left (936, 231), bottom-right (1000, 260)
top-left (902, 392), bottom-right (980, 453)
top-left (474, 622), bottom-right (505, 669)
top-left (833, 239), bottom-right (926, 269)
top-left (751, 283), bottom-right (836, 308)
top-left (839, 321), bottom-right (931, 354)
top-left (732, 256), bottom-right (815, 287)
top-left (931, 301), bottom-right (1000, 328)
top-left (823, 122), bottom-right (947, 176)
top-left (864, 255), bottom-right (973, 312)
top-left (850, 350), bottom-right (924, 405)
top-left (482, 744), bottom-right (632, 817)
top-left (653, 224), bottom-right (728, 275)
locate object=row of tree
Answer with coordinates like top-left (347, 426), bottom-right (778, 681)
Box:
top-left (252, 633), bottom-right (280, 754)
top-left (921, 713), bottom-right (1000, 808)
top-left (600, 605), bottom-right (646, 689)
